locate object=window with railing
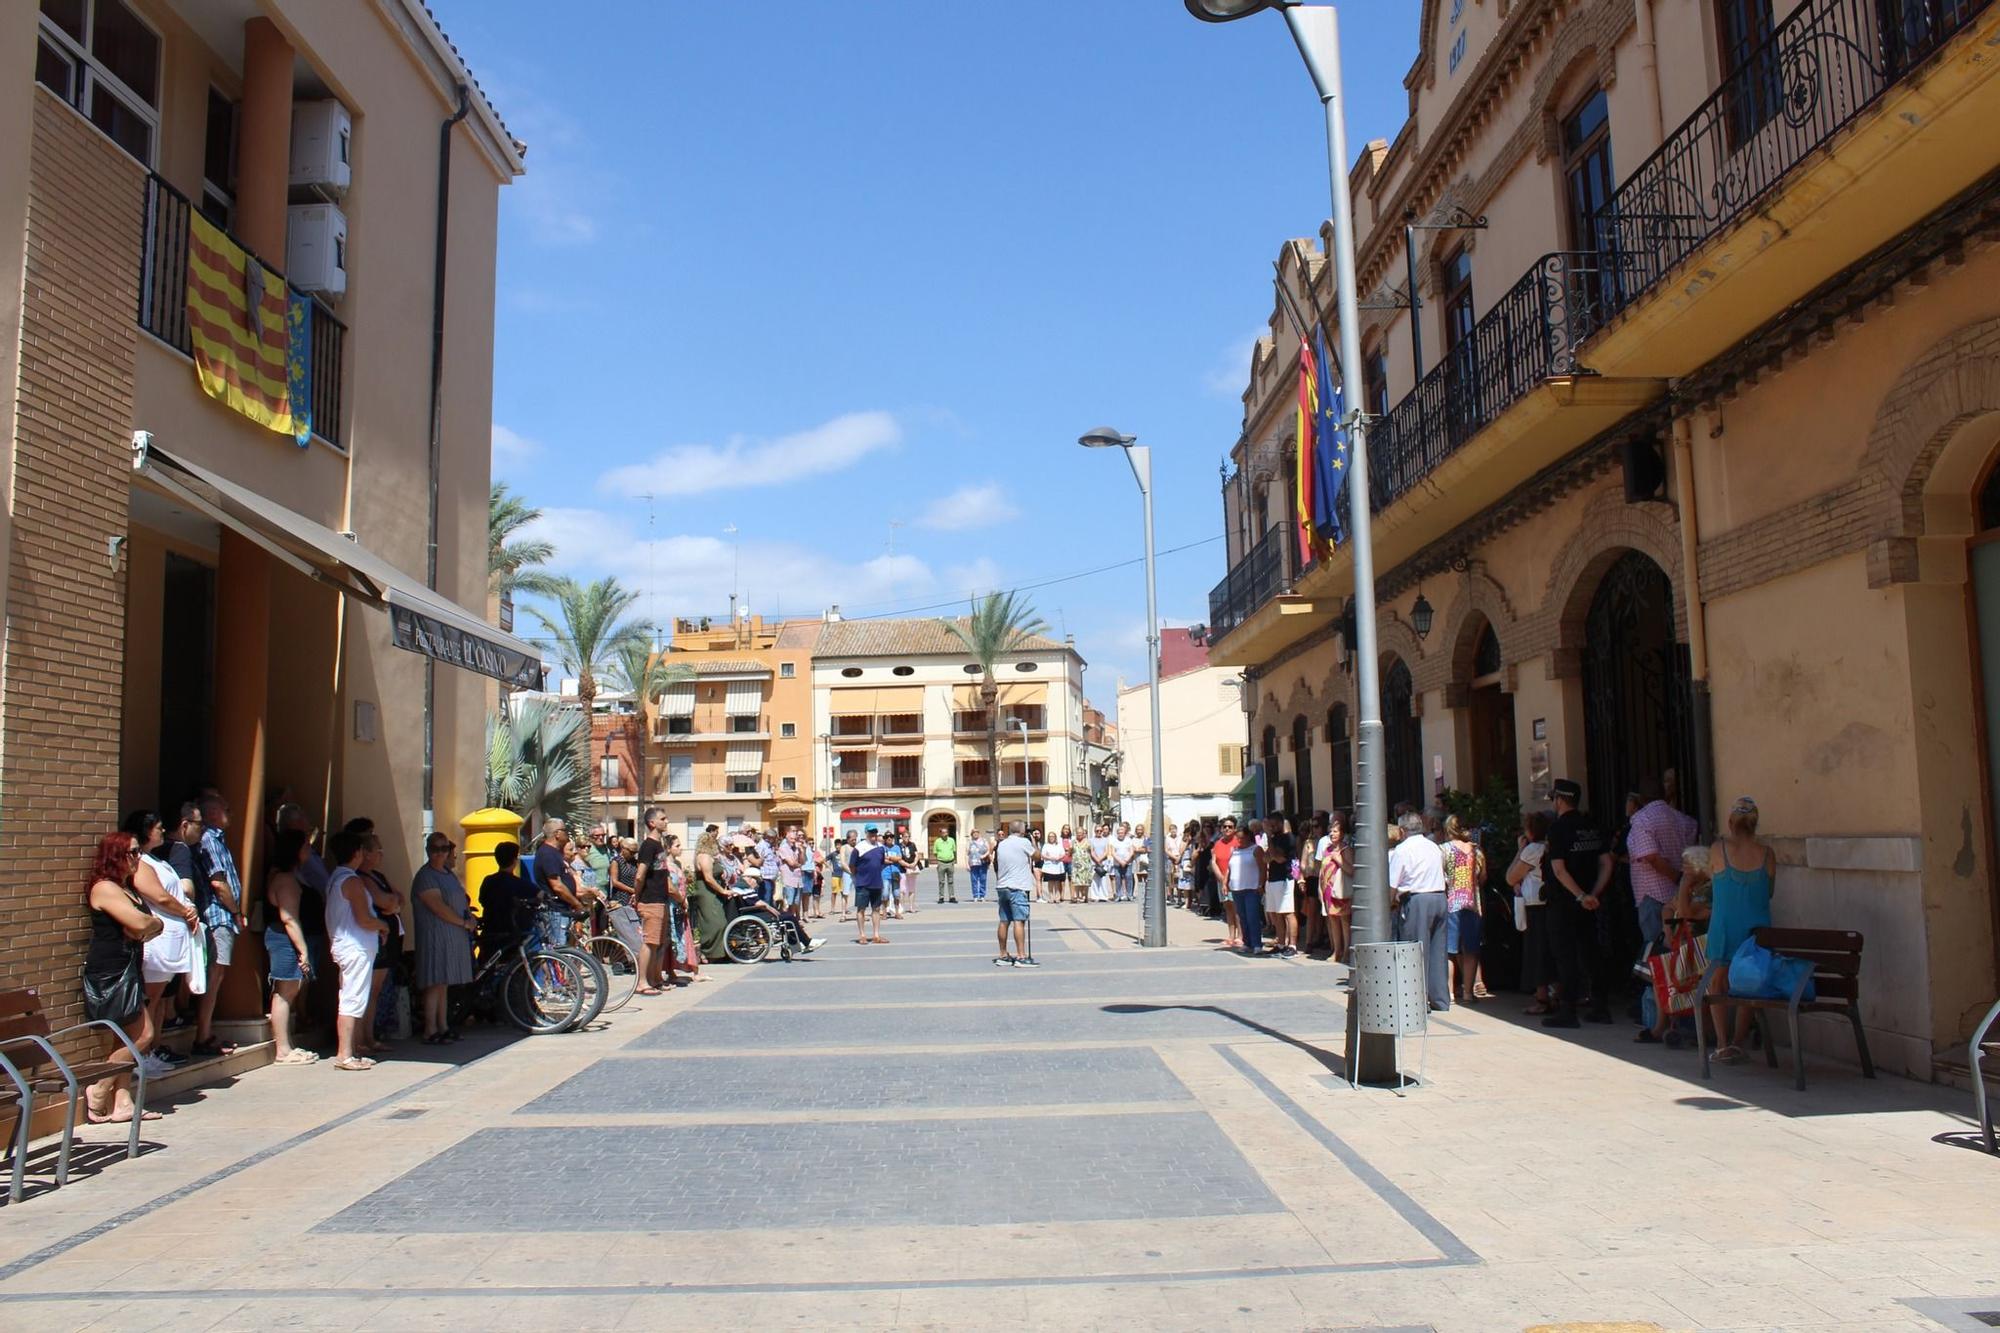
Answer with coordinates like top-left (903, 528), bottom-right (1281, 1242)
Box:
top-left (954, 710), bottom-right (991, 734)
top-left (138, 174), bottom-right (347, 447)
top-left (1001, 705), bottom-right (1047, 732)
top-left (879, 713), bottom-right (922, 737)
top-left (727, 775), bottom-right (759, 794)
top-left (728, 715), bottom-right (761, 734)
top-left (888, 756), bottom-right (922, 789)
top-left (957, 759), bottom-right (993, 788)
top-left (831, 715), bottom-right (872, 739)
top-left (664, 716), bottom-right (694, 736)
top-left (1003, 761), bottom-right (1048, 788)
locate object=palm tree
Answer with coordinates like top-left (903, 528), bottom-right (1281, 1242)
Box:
top-left (941, 591), bottom-right (1049, 830)
top-left (486, 696), bottom-right (591, 829)
top-left (607, 641), bottom-right (692, 807)
top-left (532, 576), bottom-right (652, 715)
top-left (489, 482), bottom-right (561, 608)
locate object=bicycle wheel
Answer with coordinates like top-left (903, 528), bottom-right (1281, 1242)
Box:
top-left (723, 915), bottom-right (772, 964)
top-left (559, 947), bottom-right (609, 1031)
top-left (502, 951), bottom-right (583, 1034)
top-left (582, 933), bottom-right (640, 1013)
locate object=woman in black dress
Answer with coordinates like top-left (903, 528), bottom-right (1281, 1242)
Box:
top-left (82, 832), bottom-right (165, 1123)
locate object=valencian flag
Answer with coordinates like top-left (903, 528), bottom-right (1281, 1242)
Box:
top-left (1294, 334), bottom-right (1321, 566)
top-left (187, 214), bottom-right (312, 446)
top-left (1311, 327), bottom-right (1351, 546)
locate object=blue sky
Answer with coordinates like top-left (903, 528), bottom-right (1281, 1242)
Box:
top-left (453, 1), bottom-right (1416, 708)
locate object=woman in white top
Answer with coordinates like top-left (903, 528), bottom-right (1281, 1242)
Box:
top-left (1507, 809), bottom-right (1552, 1014)
top-left (1319, 813), bottom-right (1352, 964)
top-left (123, 811), bottom-right (199, 1052)
top-left (324, 829), bottom-right (387, 1070)
top-left (1038, 831), bottom-right (1068, 902)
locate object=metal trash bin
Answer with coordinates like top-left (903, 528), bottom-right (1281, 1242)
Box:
top-left (1348, 939), bottom-right (1428, 1091)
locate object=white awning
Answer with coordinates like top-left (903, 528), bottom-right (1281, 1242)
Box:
top-left (660, 682), bottom-right (696, 717)
top-left (724, 680), bottom-right (762, 716)
top-left (133, 437), bottom-right (545, 689)
top-left (725, 745), bottom-right (763, 777)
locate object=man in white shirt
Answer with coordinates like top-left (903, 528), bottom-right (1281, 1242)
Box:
top-left (991, 821), bottom-right (1039, 968)
top-left (1388, 809), bottom-right (1452, 1012)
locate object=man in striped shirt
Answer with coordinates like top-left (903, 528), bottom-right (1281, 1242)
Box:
top-left (1625, 773), bottom-right (1698, 948)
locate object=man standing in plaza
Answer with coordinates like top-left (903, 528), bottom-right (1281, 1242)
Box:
top-left (1625, 772), bottom-right (1697, 950)
top-left (992, 820), bottom-right (1038, 967)
top-left (532, 821), bottom-right (587, 943)
top-left (932, 826), bottom-right (959, 904)
top-left (848, 826), bottom-right (900, 946)
top-left (1541, 777), bottom-right (1614, 1029)
top-left (1388, 808), bottom-right (1450, 1012)
top-left (192, 791), bottom-right (245, 1057)
top-left (631, 807), bottom-right (681, 993)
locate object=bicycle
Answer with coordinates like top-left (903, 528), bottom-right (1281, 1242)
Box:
top-left (559, 895), bottom-right (640, 1014)
top-left (448, 925), bottom-right (587, 1035)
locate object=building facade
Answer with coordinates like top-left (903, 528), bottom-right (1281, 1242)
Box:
top-left (641, 616), bottom-right (818, 842)
top-left (1205, 0), bottom-right (2000, 1081)
top-left (809, 616), bottom-right (1088, 844)
top-left (1116, 628), bottom-right (1249, 828)
top-left (1, 0), bottom-right (531, 1032)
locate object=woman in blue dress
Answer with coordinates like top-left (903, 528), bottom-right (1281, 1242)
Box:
top-left (1704, 795), bottom-right (1776, 1064)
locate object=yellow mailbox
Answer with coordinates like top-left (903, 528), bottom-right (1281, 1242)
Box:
top-left (459, 807), bottom-right (525, 919)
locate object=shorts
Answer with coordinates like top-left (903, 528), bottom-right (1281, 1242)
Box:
top-left (330, 939), bottom-right (376, 1018)
top-left (637, 901), bottom-right (667, 946)
top-left (1263, 880), bottom-right (1295, 914)
top-left (207, 923), bottom-right (237, 967)
top-left (996, 887), bottom-right (1031, 923)
top-left (1446, 905), bottom-right (1484, 954)
top-left (852, 883), bottom-right (883, 913)
top-left (264, 926), bottom-right (303, 983)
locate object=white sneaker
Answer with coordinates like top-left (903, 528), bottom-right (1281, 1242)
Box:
top-left (809, 936), bottom-right (827, 951)
top-left (140, 1053), bottom-right (175, 1079)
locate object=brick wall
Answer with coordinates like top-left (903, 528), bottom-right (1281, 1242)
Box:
top-left (0, 94), bottom-right (142, 1028)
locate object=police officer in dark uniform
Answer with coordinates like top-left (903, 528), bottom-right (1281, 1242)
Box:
top-left (1540, 778), bottom-right (1614, 1029)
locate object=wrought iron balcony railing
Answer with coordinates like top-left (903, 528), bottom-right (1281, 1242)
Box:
top-left (1597, 0), bottom-right (1991, 322)
top-left (139, 174), bottom-right (347, 448)
top-left (1206, 523), bottom-right (1289, 640)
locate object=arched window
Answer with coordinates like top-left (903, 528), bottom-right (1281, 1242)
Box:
top-left (1384, 657), bottom-right (1424, 811)
top-left (1327, 703), bottom-right (1353, 814)
top-left (1260, 724), bottom-right (1280, 812)
top-left (1290, 714), bottom-right (1314, 818)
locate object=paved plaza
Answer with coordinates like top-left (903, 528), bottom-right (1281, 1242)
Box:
top-left (2, 882), bottom-right (1997, 1331)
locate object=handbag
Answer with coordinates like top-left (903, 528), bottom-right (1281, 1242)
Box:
top-left (1646, 925), bottom-right (1708, 1016)
top-left (82, 948), bottom-right (144, 1024)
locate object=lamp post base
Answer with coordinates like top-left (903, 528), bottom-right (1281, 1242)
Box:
top-left (1344, 1009), bottom-right (1403, 1086)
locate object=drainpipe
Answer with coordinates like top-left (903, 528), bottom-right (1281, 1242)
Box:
top-left (422, 83), bottom-right (471, 838)
top-left (1672, 413), bottom-right (1717, 836)
top-left (1634, 0), bottom-right (1665, 144)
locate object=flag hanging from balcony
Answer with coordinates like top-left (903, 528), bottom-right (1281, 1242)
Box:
top-left (1311, 328), bottom-right (1351, 547)
top-left (285, 288), bottom-right (313, 448)
top-left (185, 214), bottom-right (304, 441)
top-left (1294, 334), bottom-right (1321, 567)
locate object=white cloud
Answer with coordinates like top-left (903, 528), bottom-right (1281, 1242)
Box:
top-left (492, 423), bottom-right (539, 466)
top-left (598, 411), bottom-right (902, 497)
top-left (919, 483), bottom-right (1018, 531)
top-left (1203, 331), bottom-right (1262, 397)
top-left (938, 556), bottom-right (1005, 600)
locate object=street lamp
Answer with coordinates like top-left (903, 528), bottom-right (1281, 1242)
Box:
top-left (1184, 2), bottom-right (1393, 1057)
top-left (1078, 426), bottom-right (1167, 948)
top-left (1014, 717), bottom-right (1032, 832)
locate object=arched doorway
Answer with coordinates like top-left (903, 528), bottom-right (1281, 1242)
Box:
top-left (1580, 550), bottom-right (1694, 824)
top-left (1467, 622), bottom-right (1517, 796)
top-left (925, 810), bottom-right (957, 848)
top-left (1290, 714), bottom-right (1314, 818)
top-left (1259, 724), bottom-right (1281, 815)
top-left (1383, 657), bottom-right (1424, 811)
top-left (1326, 702), bottom-right (1353, 814)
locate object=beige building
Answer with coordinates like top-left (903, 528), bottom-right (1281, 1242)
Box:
top-left (1116, 628), bottom-right (1250, 828)
top-left (810, 614), bottom-right (1088, 844)
top-left (643, 616), bottom-right (819, 842)
top-left (1205, 0), bottom-right (2000, 1081)
top-left (1, 0), bottom-right (531, 1032)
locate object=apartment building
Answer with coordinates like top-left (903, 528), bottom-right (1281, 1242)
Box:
top-left (643, 616), bottom-right (817, 843)
top-left (1203, 0), bottom-right (2000, 1081)
top-left (1116, 628), bottom-right (1249, 828)
top-left (0, 0), bottom-right (532, 1031)
top-left (810, 615), bottom-right (1088, 845)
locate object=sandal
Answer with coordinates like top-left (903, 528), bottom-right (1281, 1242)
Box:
top-left (1713, 1046), bottom-right (1748, 1065)
top-left (1524, 1002), bottom-right (1555, 1016)
top-left (634, 987), bottom-right (665, 996)
top-left (87, 1108), bottom-right (163, 1124)
top-left (274, 1049), bottom-right (319, 1064)
top-left (333, 1056), bottom-right (377, 1071)
top-left (189, 1038), bottom-right (238, 1058)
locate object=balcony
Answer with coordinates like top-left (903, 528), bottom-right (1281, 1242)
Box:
top-left (138, 174), bottom-right (347, 448)
top-left (655, 788), bottom-right (770, 803)
top-left (830, 717), bottom-right (874, 744)
top-left (1206, 524), bottom-right (1292, 643)
top-left (656, 728), bottom-right (770, 745)
top-left (1587, 0), bottom-right (1998, 377)
top-left (956, 763), bottom-right (1047, 788)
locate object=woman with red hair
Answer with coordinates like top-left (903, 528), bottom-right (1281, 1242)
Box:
top-left (82, 832), bottom-right (164, 1123)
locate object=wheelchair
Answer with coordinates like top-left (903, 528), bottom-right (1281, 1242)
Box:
top-left (721, 895), bottom-right (816, 963)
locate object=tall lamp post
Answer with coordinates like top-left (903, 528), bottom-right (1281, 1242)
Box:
top-left (1078, 427), bottom-right (1167, 948)
top-left (1014, 717), bottom-right (1033, 831)
top-left (1185, 0), bottom-right (1392, 1057)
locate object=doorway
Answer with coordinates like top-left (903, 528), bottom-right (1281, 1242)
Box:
top-left (1466, 625), bottom-right (1517, 796)
top-left (1580, 550), bottom-right (1694, 824)
top-left (1383, 657), bottom-right (1424, 811)
top-left (157, 552), bottom-right (216, 813)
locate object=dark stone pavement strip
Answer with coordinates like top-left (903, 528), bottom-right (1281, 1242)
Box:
top-left (703, 962), bottom-right (1341, 1007)
top-left (518, 1047), bottom-right (1195, 1114)
top-left (626, 993), bottom-right (1348, 1051)
top-left (316, 1113), bottom-right (1281, 1233)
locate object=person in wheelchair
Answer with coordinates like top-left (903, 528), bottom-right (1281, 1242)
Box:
top-left (721, 882), bottom-right (826, 954)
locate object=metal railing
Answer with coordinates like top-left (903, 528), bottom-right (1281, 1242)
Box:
top-left (830, 717), bottom-right (874, 740)
top-left (139, 173), bottom-right (347, 448)
top-left (1206, 523), bottom-right (1289, 639)
top-left (1598, 0), bottom-right (1991, 321)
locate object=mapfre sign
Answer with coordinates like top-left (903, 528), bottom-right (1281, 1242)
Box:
top-left (840, 805), bottom-right (910, 821)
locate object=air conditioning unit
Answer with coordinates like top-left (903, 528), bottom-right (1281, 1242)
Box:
top-left (286, 203), bottom-right (347, 296)
top-left (289, 99), bottom-right (352, 195)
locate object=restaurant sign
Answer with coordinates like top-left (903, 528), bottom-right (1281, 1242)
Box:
top-left (391, 603), bottom-right (545, 690)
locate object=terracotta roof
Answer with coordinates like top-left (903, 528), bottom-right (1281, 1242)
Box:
top-left (815, 618), bottom-right (1071, 659)
top-left (774, 620), bottom-right (820, 649)
top-left (1158, 627), bottom-right (1211, 682)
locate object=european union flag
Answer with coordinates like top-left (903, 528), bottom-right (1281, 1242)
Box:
top-left (1311, 328), bottom-right (1351, 546)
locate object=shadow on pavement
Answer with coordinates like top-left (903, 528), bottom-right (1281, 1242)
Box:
top-left (1103, 1001), bottom-right (1346, 1077)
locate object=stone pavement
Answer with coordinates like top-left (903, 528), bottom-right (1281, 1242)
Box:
top-left (2, 875), bottom-right (1997, 1331)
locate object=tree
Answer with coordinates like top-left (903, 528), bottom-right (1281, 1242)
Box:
top-left (489, 482), bottom-right (561, 603)
top-left (532, 576), bottom-right (652, 715)
top-left (607, 641), bottom-right (692, 810)
top-left (485, 696), bottom-right (591, 830)
top-left (940, 591), bottom-right (1049, 831)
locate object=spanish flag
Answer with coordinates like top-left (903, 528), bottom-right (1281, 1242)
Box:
top-left (186, 214), bottom-right (308, 443)
top-left (1294, 334), bottom-right (1323, 566)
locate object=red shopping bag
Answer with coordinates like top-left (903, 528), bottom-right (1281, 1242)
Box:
top-left (1647, 925), bottom-right (1708, 1017)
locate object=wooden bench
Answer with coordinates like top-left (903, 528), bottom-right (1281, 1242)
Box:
top-left (1697, 927), bottom-right (1874, 1091)
top-left (0, 987), bottom-right (146, 1203)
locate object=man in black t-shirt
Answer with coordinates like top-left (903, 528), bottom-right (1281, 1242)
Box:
top-left (632, 806), bottom-right (681, 992)
top-left (477, 841), bottom-right (539, 961)
top-left (1541, 778), bottom-right (1614, 1029)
